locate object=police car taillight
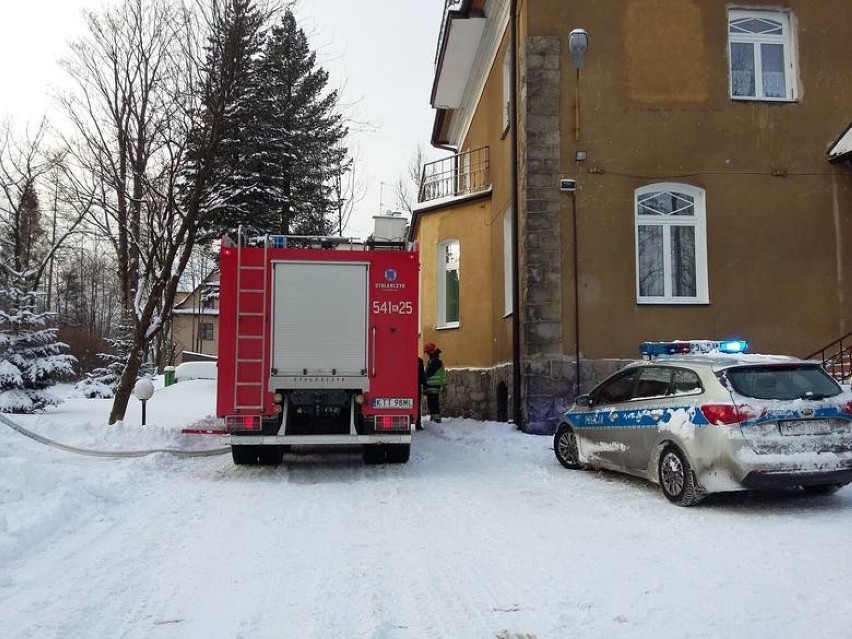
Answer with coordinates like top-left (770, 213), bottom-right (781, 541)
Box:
top-left (700, 404), bottom-right (742, 425)
top-left (841, 401), bottom-right (852, 415)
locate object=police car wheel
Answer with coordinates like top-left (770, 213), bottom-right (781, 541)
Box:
top-left (658, 446), bottom-right (702, 507)
top-left (554, 424), bottom-right (581, 470)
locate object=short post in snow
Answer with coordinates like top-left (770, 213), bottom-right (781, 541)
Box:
top-left (133, 379), bottom-right (155, 426)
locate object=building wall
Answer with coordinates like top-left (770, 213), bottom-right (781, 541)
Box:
top-left (418, 197), bottom-right (494, 368)
top-left (528, 0), bottom-right (851, 361)
top-left (425, 0), bottom-right (851, 430)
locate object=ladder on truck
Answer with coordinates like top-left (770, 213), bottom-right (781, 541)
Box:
top-left (232, 227), bottom-right (270, 412)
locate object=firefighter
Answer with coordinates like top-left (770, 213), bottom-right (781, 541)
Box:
top-left (423, 342), bottom-right (448, 423)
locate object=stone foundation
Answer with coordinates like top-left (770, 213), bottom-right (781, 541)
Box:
top-left (440, 358), bottom-right (631, 432)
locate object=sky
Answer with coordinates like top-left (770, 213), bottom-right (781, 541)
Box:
top-left (2, 376), bottom-right (852, 637)
top-left (0, 0), bottom-right (446, 240)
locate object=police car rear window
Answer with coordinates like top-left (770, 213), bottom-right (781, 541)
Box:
top-left (724, 364), bottom-right (841, 401)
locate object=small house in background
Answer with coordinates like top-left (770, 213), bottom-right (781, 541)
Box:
top-left (171, 270), bottom-right (220, 364)
top-left (412, 0), bottom-right (852, 433)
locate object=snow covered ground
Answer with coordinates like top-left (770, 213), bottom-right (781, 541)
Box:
top-left (1, 380), bottom-right (851, 639)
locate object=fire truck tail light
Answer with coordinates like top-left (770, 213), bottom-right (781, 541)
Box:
top-left (373, 415), bottom-right (409, 432)
top-left (225, 415), bottom-right (260, 431)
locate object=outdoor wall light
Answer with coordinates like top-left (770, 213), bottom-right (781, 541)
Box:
top-left (568, 29), bottom-right (589, 68)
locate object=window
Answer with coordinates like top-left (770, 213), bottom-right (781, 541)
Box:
top-left (593, 368), bottom-right (639, 405)
top-left (503, 207), bottom-right (513, 316)
top-left (728, 9), bottom-right (797, 101)
top-left (635, 183), bottom-right (708, 304)
top-left (437, 240), bottom-right (460, 328)
top-left (200, 322), bottom-right (214, 341)
top-left (634, 367), bottom-right (674, 400)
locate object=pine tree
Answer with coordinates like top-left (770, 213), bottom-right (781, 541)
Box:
top-left (261, 10), bottom-right (348, 236)
top-left (72, 322), bottom-right (132, 399)
top-left (195, 7), bottom-right (348, 239)
top-left (190, 0), bottom-right (268, 241)
top-left (0, 276), bottom-right (76, 413)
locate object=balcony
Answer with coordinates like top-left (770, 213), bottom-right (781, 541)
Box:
top-left (418, 147), bottom-right (490, 205)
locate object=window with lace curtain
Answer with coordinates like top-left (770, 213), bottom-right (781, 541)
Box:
top-left (728, 9), bottom-right (797, 102)
top-left (635, 184), bottom-right (708, 305)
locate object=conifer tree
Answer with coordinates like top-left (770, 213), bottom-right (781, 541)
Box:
top-left (260, 9), bottom-right (348, 236)
top-left (191, 0), bottom-right (268, 241)
top-left (197, 8), bottom-right (348, 239)
top-left (0, 273), bottom-right (76, 413)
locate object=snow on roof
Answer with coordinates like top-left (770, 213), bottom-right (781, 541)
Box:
top-left (642, 352), bottom-right (805, 368)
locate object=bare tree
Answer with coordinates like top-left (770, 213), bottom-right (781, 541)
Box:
top-left (0, 120), bottom-right (87, 291)
top-left (395, 145), bottom-right (425, 214)
top-left (330, 144), bottom-right (367, 236)
top-left (57, 0), bottom-right (283, 423)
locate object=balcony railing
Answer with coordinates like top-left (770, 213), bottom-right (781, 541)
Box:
top-left (418, 147), bottom-right (490, 204)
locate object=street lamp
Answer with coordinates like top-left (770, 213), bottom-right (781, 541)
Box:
top-left (567, 29), bottom-right (589, 68)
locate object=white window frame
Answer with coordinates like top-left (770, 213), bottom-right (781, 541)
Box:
top-left (727, 8), bottom-right (797, 102)
top-left (634, 183), bottom-right (709, 305)
top-left (503, 206), bottom-right (513, 316)
top-left (437, 239), bottom-right (460, 328)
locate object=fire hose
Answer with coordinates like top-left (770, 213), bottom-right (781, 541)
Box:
top-left (0, 413), bottom-right (230, 459)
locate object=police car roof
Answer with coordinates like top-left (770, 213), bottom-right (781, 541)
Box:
top-left (641, 353), bottom-right (810, 369)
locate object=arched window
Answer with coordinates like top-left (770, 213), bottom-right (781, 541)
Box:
top-left (437, 240), bottom-right (460, 327)
top-left (634, 184), bottom-right (708, 304)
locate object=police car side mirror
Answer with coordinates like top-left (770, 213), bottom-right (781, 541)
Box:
top-left (575, 394), bottom-right (592, 407)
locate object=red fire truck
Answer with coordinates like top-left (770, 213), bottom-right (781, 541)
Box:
top-left (216, 232), bottom-right (419, 466)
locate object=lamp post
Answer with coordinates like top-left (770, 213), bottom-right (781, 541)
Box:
top-left (567, 28), bottom-right (589, 398)
top-left (133, 378), bottom-right (155, 426)
top-left (567, 29), bottom-right (589, 141)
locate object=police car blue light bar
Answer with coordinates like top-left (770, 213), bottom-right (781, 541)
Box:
top-left (640, 340), bottom-right (749, 357)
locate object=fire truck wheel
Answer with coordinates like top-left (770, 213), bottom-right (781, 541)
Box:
top-left (231, 445), bottom-right (260, 465)
top-left (259, 446), bottom-right (285, 465)
top-left (363, 445), bottom-right (387, 465)
top-left (386, 444), bottom-right (410, 464)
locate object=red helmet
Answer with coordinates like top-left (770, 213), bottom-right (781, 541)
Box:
top-left (423, 342), bottom-right (438, 355)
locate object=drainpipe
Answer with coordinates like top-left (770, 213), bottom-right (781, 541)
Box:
top-left (510, 0), bottom-right (523, 430)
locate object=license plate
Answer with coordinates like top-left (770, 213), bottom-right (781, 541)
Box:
top-left (372, 397), bottom-right (414, 410)
top-left (779, 420), bottom-right (832, 436)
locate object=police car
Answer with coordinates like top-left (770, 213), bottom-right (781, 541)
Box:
top-left (554, 340), bottom-right (852, 506)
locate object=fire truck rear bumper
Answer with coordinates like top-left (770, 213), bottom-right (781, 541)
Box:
top-left (224, 434), bottom-right (412, 446)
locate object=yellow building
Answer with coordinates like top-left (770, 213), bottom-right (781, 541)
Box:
top-left (412, 0), bottom-right (852, 433)
top-left (170, 270), bottom-right (220, 363)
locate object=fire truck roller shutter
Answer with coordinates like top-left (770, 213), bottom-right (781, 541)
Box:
top-left (271, 261), bottom-right (369, 379)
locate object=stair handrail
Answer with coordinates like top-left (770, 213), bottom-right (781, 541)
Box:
top-left (804, 331), bottom-right (852, 382)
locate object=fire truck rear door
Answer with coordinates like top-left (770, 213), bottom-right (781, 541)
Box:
top-left (270, 261), bottom-right (369, 390)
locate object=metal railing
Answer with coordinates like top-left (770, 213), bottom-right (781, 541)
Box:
top-left (805, 332), bottom-right (852, 382)
top-left (418, 147), bottom-right (490, 204)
